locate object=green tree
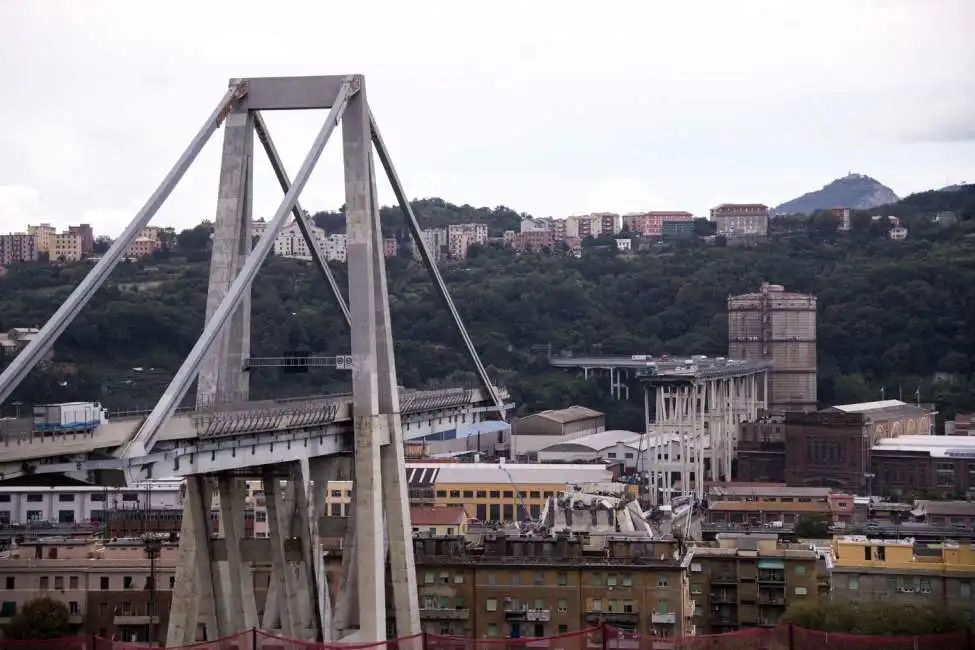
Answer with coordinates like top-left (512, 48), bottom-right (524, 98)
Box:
top-left (782, 597), bottom-right (969, 635)
top-left (5, 597), bottom-right (72, 640)
top-left (793, 514), bottom-right (831, 538)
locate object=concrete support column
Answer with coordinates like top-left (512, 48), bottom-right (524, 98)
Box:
top-left (197, 96), bottom-right (254, 410)
top-left (344, 80), bottom-right (388, 644)
top-left (262, 470), bottom-right (301, 638)
top-left (217, 476), bottom-right (259, 633)
top-left (167, 476), bottom-right (219, 645)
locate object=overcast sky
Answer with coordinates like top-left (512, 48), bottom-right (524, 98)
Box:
top-left (1, 0), bottom-right (973, 237)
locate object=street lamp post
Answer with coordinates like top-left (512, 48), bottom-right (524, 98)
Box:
top-left (142, 535), bottom-right (162, 646)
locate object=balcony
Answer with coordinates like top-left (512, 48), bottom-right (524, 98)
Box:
top-left (420, 608), bottom-right (470, 621)
top-left (114, 615), bottom-right (161, 625)
top-left (711, 572), bottom-right (738, 584)
top-left (757, 570), bottom-right (785, 584)
top-left (504, 608), bottom-right (550, 622)
top-left (651, 612), bottom-right (677, 625)
top-left (586, 611), bottom-right (639, 625)
top-left (710, 591), bottom-right (736, 604)
top-left (757, 592), bottom-right (786, 606)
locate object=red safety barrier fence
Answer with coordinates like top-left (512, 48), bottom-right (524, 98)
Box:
top-left (0, 624), bottom-right (970, 650)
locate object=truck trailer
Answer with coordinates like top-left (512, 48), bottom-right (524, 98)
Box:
top-left (32, 401), bottom-right (108, 432)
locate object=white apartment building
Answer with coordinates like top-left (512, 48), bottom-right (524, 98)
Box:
top-left (413, 227), bottom-right (448, 262)
top-left (273, 221), bottom-right (347, 263)
top-left (447, 223), bottom-right (488, 260)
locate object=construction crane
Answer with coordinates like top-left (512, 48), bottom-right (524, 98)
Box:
top-left (497, 463), bottom-right (533, 528)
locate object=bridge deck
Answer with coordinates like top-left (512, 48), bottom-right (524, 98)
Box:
top-left (0, 386), bottom-right (509, 465)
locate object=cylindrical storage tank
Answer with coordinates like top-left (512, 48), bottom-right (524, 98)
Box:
top-left (727, 284), bottom-right (817, 414)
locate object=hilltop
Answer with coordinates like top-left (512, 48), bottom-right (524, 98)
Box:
top-left (774, 173), bottom-right (899, 215)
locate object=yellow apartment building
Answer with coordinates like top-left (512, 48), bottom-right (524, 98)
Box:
top-left (830, 536), bottom-right (975, 621)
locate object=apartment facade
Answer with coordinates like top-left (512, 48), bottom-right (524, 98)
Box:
top-left (54, 232), bottom-right (83, 262)
top-left (0, 234), bottom-right (38, 264)
top-left (830, 536), bottom-right (975, 622)
top-left (690, 534), bottom-right (820, 633)
top-left (68, 224), bottom-right (95, 256)
top-left (411, 535), bottom-right (695, 638)
top-left (622, 211), bottom-right (694, 237)
top-left (26, 224), bottom-right (56, 254)
top-left (710, 204), bottom-right (769, 238)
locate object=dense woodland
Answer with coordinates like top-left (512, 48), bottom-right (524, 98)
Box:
top-left (1, 187), bottom-right (974, 432)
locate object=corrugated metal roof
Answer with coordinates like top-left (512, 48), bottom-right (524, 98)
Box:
top-left (524, 405), bottom-right (604, 425)
top-left (539, 429), bottom-right (643, 453)
top-left (710, 501), bottom-right (829, 512)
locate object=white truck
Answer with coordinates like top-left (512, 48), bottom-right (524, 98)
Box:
top-left (32, 401), bottom-right (109, 432)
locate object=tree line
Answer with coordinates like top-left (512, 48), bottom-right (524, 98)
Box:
top-left (1, 188), bottom-right (974, 432)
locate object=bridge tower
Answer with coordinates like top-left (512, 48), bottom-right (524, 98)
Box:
top-left (0, 75), bottom-right (507, 645)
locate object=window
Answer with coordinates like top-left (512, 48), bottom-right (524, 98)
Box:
top-left (486, 598), bottom-right (498, 612)
top-left (69, 602), bottom-right (79, 615)
top-left (54, 576), bottom-right (63, 590)
top-left (489, 490), bottom-right (500, 498)
top-left (847, 575), bottom-right (859, 591)
top-left (622, 573), bottom-right (633, 587)
top-left (453, 574), bottom-right (464, 584)
top-left (657, 599), bottom-right (669, 614)
top-left (607, 574), bottom-right (618, 587)
top-left (557, 572), bottom-right (568, 586)
top-left (436, 490), bottom-right (447, 498)
top-left (256, 511), bottom-right (267, 522)
top-left (449, 490), bottom-right (460, 498)
top-left (58, 494), bottom-right (75, 502)
top-left (590, 599), bottom-right (602, 612)
top-left (533, 572), bottom-right (544, 586)
top-left (591, 573), bottom-right (604, 586)
top-left (657, 574), bottom-right (669, 587)
top-left (26, 494), bottom-right (43, 503)
top-left (0, 495), bottom-right (8, 502)
top-left (794, 586), bottom-right (808, 596)
top-left (3, 578), bottom-right (12, 589)
top-left (424, 572), bottom-right (434, 585)
top-left (690, 584), bottom-right (702, 594)
top-left (486, 623), bottom-right (499, 637)
top-left (557, 598), bottom-right (568, 613)
top-left (100, 577), bottom-right (109, 590)
top-left (794, 565), bottom-right (807, 575)
top-left (919, 579), bottom-right (932, 594)
top-left (463, 490), bottom-right (474, 498)
top-left (40, 577), bottom-right (49, 590)
top-left (510, 573), bottom-right (521, 585)
top-left (503, 490), bottom-right (513, 498)
top-left (530, 491), bottom-right (540, 499)
top-left (533, 598), bottom-right (544, 609)
top-left (623, 600), bottom-right (634, 613)
top-left (487, 572), bottom-right (497, 586)
top-left (121, 492), bottom-right (138, 502)
top-left (90, 493), bottom-right (105, 502)
top-left (558, 625), bottom-right (568, 634)
top-left (476, 490), bottom-right (487, 498)
top-left (440, 572), bottom-right (450, 584)
top-left (960, 582), bottom-right (972, 598)
top-left (169, 576), bottom-right (176, 589)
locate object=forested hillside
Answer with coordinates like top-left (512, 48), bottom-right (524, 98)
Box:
top-left (1, 189), bottom-right (974, 431)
